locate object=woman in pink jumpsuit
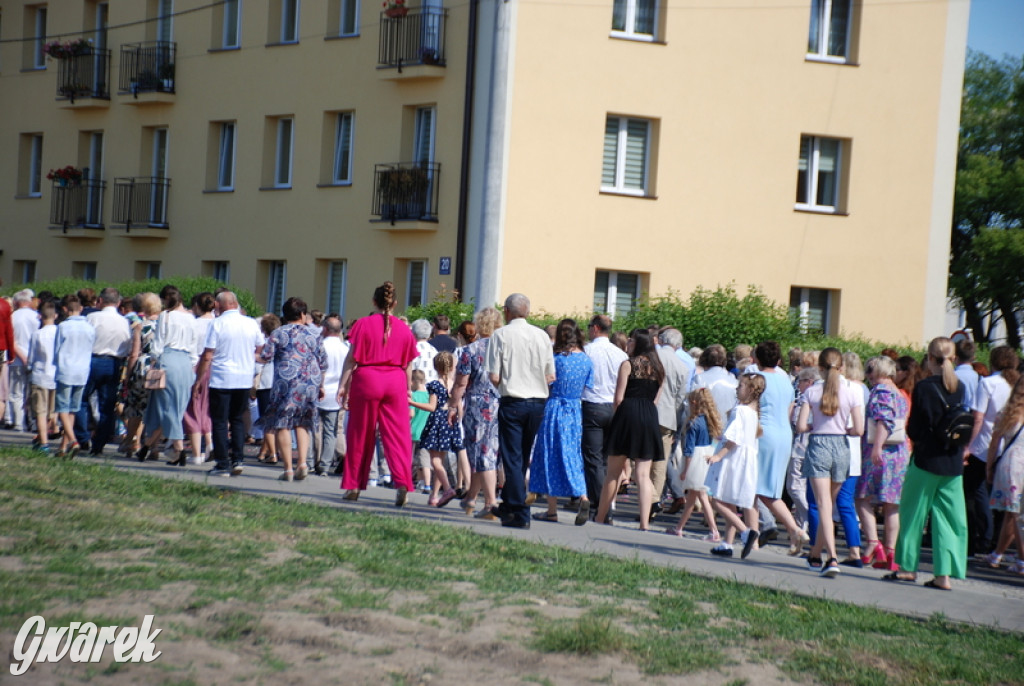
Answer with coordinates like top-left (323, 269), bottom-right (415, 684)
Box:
top-left (338, 281), bottom-right (418, 506)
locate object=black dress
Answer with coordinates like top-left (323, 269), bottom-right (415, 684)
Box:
top-left (606, 358), bottom-right (664, 461)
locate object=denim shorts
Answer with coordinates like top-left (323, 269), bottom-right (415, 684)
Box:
top-left (802, 434), bottom-right (851, 482)
top-left (55, 382), bottom-right (85, 414)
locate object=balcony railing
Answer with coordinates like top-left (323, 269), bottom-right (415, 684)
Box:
top-left (50, 178), bottom-right (106, 231)
top-left (55, 49), bottom-right (111, 102)
top-left (372, 162), bottom-right (440, 223)
top-left (112, 177), bottom-right (170, 229)
top-left (118, 41), bottom-right (176, 96)
top-left (378, 8), bottom-right (448, 70)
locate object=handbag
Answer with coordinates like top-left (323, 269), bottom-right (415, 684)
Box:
top-left (866, 417), bottom-right (906, 445)
top-left (144, 367), bottom-right (166, 390)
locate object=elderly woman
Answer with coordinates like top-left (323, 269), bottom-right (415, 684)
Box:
top-left (450, 307), bottom-right (503, 518)
top-left (259, 297), bottom-right (327, 482)
top-left (856, 356), bottom-right (910, 570)
top-left (410, 318), bottom-right (438, 383)
top-left (124, 292), bottom-right (161, 459)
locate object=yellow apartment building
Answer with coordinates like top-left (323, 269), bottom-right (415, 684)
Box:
top-left (0, 0), bottom-right (968, 343)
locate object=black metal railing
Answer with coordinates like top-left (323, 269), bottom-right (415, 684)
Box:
top-left (372, 162), bottom-right (440, 222)
top-left (55, 49), bottom-right (111, 102)
top-left (118, 41), bottom-right (176, 96)
top-left (378, 8), bottom-right (448, 70)
top-left (112, 177), bottom-right (170, 229)
top-left (50, 178), bottom-right (106, 231)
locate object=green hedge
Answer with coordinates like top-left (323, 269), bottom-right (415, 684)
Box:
top-left (1, 276), bottom-right (263, 317)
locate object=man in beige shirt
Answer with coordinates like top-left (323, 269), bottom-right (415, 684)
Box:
top-left (485, 293), bottom-right (555, 529)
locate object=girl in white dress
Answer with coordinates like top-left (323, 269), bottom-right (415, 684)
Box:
top-left (705, 373), bottom-right (765, 559)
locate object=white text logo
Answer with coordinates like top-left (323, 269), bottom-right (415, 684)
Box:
top-left (9, 615), bottom-right (162, 676)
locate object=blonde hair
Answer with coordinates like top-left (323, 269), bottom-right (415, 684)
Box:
top-left (433, 351), bottom-right (455, 380)
top-left (928, 337), bottom-right (959, 394)
top-left (818, 347), bottom-right (843, 417)
top-left (995, 375), bottom-right (1024, 437)
top-left (473, 306), bottom-right (503, 338)
top-left (843, 352), bottom-right (864, 382)
top-left (688, 387), bottom-right (723, 439)
top-left (739, 373), bottom-right (766, 438)
top-left (137, 292), bottom-right (161, 317)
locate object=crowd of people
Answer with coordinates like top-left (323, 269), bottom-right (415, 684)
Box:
top-left (2, 282), bottom-right (1023, 591)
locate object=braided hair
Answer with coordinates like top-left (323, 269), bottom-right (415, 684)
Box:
top-left (372, 281), bottom-right (397, 345)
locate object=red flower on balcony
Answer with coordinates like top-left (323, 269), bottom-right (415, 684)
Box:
top-left (43, 39), bottom-right (92, 59)
top-left (47, 166), bottom-right (84, 186)
top-left (383, 0), bottom-right (408, 17)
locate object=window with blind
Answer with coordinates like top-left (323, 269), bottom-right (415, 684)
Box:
top-left (406, 260), bottom-right (426, 308)
top-left (602, 116), bottom-right (651, 196)
top-left (611, 0), bottom-right (657, 40)
top-left (594, 270), bottom-right (642, 318)
top-left (333, 112), bottom-right (354, 184)
top-left (24, 134), bottom-right (43, 197)
top-left (807, 0), bottom-right (853, 62)
top-left (218, 122), bottom-right (236, 190)
top-left (326, 260), bottom-right (346, 318)
top-left (267, 261), bottom-right (287, 315)
top-left (275, 118), bottom-right (293, 187)
top-left (789, 287), bottom-right (833, 335)
top-left (796, 135), bottom-right (844, 212)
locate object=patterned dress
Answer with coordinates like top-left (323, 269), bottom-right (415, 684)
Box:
top-left (856, 383), bottom-right (910, 504)
top-left (120, 318), bottom-right (157, 420)
top-left (419, 381), bottom-right (464, 452)
top-left (457, 337), bottom-right (501, 472)
top-left (991, 422), bottom-right (1024, 514)
top-left (258, 324), bottom-right (327, 431)
top-left (530, 351), bottom-right (593, 497)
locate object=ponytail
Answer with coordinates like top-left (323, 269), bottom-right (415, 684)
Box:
top-left (819, 347), bottom-right (843, 416)
top-left (373, 281), bottom-right (397, 345)
top-left (927, 337), bottom-right (959, 394)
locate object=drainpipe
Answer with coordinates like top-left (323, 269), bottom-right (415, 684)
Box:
top-left (453, 0), bottom-right (479, 299)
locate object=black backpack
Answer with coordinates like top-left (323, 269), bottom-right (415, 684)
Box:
top-left (931, 384), bottom-right (973, 450)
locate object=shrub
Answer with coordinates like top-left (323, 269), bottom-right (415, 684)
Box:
top-left (403, 282), bottom-right (475, 330)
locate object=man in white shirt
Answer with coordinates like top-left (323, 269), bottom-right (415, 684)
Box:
top-left (313, 315), bottom-right (349, 476)
top-left (486, 293), bottom-right (555, 529)
top-left (194, 291), bottom-right (265, 477)
top-left (8, 289), bottom-right (39, 432)
top-left (78, 288), bottom-right (131, 455)
top-left (581, 314), bottom-right (628, 516)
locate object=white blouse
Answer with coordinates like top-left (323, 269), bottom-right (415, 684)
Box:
top-left (151, 309), bottom-right (199, 365)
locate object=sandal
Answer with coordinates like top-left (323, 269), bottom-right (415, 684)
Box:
top-left (278, 470), bottom-right (294, 482)
top-left (532, 511), bottom-right (558, 522)
top-left (923, 578), bottom-right (952, 591)
top-left (788, 530), bottom-right (810, 556)
top-left (882, 571), bottom-right (917, 583)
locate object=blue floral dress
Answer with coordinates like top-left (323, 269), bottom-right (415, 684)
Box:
top-left (457, 338), bottom-right (501, 471)
top-left (530, 351), bottom-right (593, 498)
top-left (258, 324), bottom-right (327, 431)
top-left (420, 381), bottom-right (465, 452)
top-left (856, 383), bottom-right (910, 504)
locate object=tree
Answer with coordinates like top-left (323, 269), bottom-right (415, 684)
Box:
top-left (949, 50), bottom-right (1024, 347)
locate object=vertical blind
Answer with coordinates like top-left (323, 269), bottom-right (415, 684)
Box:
top-left (334, 113), bottom-right (353, 183)
top-left (218, 123), bottom-right (235, 189)
top-left (327, 261), bottom-right (346, 316)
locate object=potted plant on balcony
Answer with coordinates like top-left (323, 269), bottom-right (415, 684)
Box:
top-left (158, 62), bottom-right (175, 91)
top-left (420, 47), bottom-right (440, 65)
top-left (383, 0), bottom-right (408, 18)
top-left (47, 166), bottom-right (84, 188)
top-left (379, 165), bottom-right (430, 219)
top-left (43, 38), bottom-right (92, 59)
top-left (133, 69), bottom-right (160, 93)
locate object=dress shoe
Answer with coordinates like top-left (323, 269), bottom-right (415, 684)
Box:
top-left (501, 518), bottom-right (530, 530)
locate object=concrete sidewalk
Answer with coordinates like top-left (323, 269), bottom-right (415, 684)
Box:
top-left (9, 430), bottom-right (1024, 633)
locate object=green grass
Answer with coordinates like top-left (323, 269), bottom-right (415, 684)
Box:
top-left (1, 447), bottom-right (1023, 685)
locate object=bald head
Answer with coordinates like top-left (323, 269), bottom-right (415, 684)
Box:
top-left (216, 291), bottom-right (239, 311)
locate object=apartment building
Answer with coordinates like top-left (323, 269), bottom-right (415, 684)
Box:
top-left (0, 0), bottom-right (968, 343)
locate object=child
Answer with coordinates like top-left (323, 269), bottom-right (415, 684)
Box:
top-left (986, 374), bottom-right (1024, 574)
top-left (668, 387), bottom-right (722, 541)
top-left (409, 352), bottom-right (464, 506)
top-left (705, 373), bottom-right (766, 559)
top-left (409, 369), bottom-right (432, 493)
top-left (28, 301), bottom-right (58, 453)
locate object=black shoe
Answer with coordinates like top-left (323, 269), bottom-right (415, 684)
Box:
top-left (135, 445), bottom-right (150, 462)
top-left (490, 503), bottom-right (509, 520)
top-left (741, 530), bottom-right (759, 559)
top-left (166, 451), bottom-right (186, 466)
top-left (314, 466), bottom-right (326, 477)
top-left (757, 527), bottom-right (778, 548)
top-left (501, 518), bottom-right (530, 530)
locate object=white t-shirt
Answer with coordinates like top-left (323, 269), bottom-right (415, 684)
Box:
top-left (204, 309), bottom-right (266, 390)
top-left (29, 324), bottom-right (57, 389)
top-left (969, 372), bottom-right (1012, 461)
top-left (317, 336), bottom-right (350, 411)
top-left (802, 376), bottom-right (864, 435)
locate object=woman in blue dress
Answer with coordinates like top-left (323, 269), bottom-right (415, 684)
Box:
top-left (530, 319), bottom-right (593, 525)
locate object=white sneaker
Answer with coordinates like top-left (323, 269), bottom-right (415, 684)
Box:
top-left (368, 479), bottom-right (378, 488)
top-left (187, 455), bottom-right (205, 465)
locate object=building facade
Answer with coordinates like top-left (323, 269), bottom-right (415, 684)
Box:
top-left (0, 0), bottom-right (968, 343)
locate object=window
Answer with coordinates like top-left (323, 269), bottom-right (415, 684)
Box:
top-left (136, 261), bottom-right (162, 280)
top-left (796, 135), bottom-right (845, 213)
top-left (85, 131), bottom-right (104, 226)
top-left (266, 260), bottom-right (287, 315)
top-left (808, 0), bottom-right (852, 62)
top-left (14, 261), bottom-right (37, 284)
top-left (150, 127), bottom-right (169, 225)
top-left (611, 0), bottom-right (657, 40)
top-left (339, 0), bottom-right (358, 36)
top-left (333, 112), bottom-right (354, 184)
top-left (203, 260), bottom-right (231, 283)
top-left (218, 122), bottom-right (236, 190)
top-left (275, 118), bottom-right (293, 187)
top-left (24, 134), bottom-right (44, 197)
top-left (406, 260), bottom-right (426, 308)
top-left (280, 0), bottom-right (299, 43)
top-left (602, 116), bottom-right (651, 196)
top-left (223, 0), bottom-right (240, 48)
top-left (32, 6), bottom-right (47, 69)
top-left (72, 261), bottom-right (97, 281)
top-left (594, 270), bottom-right (642, 318)
top-left (156, 0), bottom-right (173, 42)
top-left (789, 287), bottom-right (834, 335)
top-left (326, 260), bottom-right (346, 318)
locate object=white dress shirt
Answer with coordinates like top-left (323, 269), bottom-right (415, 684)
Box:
top-left (87, 306), bottom-right (132, 357)
top-left (11, 307), bottom-right (39, 366)
top-left (204, 309), bottom-right (266, 390)
top-left (581, 336), bottom-right (628, 404)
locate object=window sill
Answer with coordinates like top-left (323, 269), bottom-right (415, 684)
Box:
top-left (805, 55), bottom-right (858, 67)
top-left (794, 205), bottom-right (848, 216)
top-left (600, 190), bottom-right (657, 200)
top-left (259, 185), bottom-right (292, 191)
top-left (609, 32), bottom-right (665, 45)
top-left (203, 188), bottom-right (234, 194)
top-left (325, 34), bottom-right (360, 41)
top-left (21, 66), bottom-right (46, 73)
top-left (316, 182), bottom-right (352, 188)
top-left (266, 41), bottom-right (300, 48)
top-left (208, 46), bottom-right (241, 53)
top-left (15, 193), bottom-right (43, 200)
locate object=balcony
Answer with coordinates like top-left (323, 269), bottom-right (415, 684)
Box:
top-left (377, 8), bottom-right (447, 80)
top-left (371, 162), bottom-right (440, 229)
top-left (49, 178), bottom-right (106, 237)
top-left (118, 41), bottom-right (176, 104)
top-left (111, 177), bottom-right (171, 236)
top-left (55, 48), bottom-right (111, 107)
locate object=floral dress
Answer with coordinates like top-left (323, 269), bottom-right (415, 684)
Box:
top-left (120, 318), bottom-right (157, 420)
top-left (530, 351), bottom-right (593, 497)
top-left (419, 381), bottom-right (464, 452)
top-left (991, 422), bottom-right (1024, 514)
top-left (457, 337), bottom-right (501, 472)
top-left (856, 383), bottom-right (910, 505)
top-left (258, 324), bottom-right (327, 431)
